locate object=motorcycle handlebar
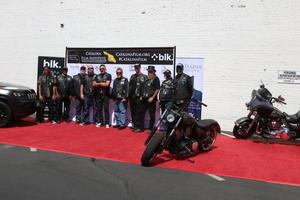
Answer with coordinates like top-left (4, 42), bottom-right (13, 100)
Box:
top-left (271, 97), bottom-right (287, 105)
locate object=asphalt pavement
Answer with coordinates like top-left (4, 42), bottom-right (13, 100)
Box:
top-left (0, 144), bottom-right (299, 200)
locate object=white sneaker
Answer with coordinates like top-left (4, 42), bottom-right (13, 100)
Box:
top-left (105, 124), bottom-right (110, 129)
top-left (95, 123), bottom-right (101, 128)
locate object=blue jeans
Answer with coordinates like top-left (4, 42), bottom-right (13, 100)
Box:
top-left (83, 95), bottom-right (97, 123)
top-left (114, 100), bottom-right (127, 126)
top-left (75, 97), bottom-right (84, 122)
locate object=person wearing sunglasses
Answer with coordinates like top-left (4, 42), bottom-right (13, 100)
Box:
top-left (93, 64), bottom-right (112, 128)
top-left (111, 68), bottom-right (129, 129)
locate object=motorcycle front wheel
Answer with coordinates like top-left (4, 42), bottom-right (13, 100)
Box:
top-left (233, 121), bottom-right (254, 139)
top-left (141, 132), bottom-right (165, 166)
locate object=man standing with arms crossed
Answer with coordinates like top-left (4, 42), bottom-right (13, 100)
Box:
top-left (93, 64), bottom-right (112, 128)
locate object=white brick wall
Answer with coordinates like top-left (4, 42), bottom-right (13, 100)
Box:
top-left (1, 0), bottom-right (300, 130)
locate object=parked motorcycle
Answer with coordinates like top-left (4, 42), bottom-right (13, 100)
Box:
top-left (141, 100), bottom-right (220, 166)
top-left (233, 83), bottom-right (300, 140)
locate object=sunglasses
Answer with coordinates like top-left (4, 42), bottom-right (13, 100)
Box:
top-left (100, 68), bottom-right (105, 70)
top-left (116, 71), bottom-right (122, 74)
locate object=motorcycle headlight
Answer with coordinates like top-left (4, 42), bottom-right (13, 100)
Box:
top-left (166, 113), bottom-right (175, 123)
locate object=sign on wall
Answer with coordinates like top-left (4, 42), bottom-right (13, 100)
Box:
top-left (278, 70), bottom-right (300, 84)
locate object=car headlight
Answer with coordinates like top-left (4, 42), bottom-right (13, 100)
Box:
top-left (12, 91), bottom-right (23, 97)
top-left (166, 113), bottom-right (175, 123)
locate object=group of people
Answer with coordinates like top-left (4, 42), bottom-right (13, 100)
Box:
top-left (36, 63), bottom-right (193, 133)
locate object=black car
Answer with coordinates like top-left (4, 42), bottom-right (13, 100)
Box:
top-left (0, 82), bottom-right (36, 127)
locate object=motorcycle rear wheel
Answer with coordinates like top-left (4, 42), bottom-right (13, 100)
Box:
top-left (199, 124), bottom-right (218, 151)
top-left (233, 121), bottom-right (254, 139)
top-left (141, 132), bottom-right (165, 166)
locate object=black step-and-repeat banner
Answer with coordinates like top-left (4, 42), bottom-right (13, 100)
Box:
top-left (66, 47), bottom-right (176, 124)
top-left (37, 56), bottom-right (65, 77)
top-left (66, 47), bottom-right (176, 82)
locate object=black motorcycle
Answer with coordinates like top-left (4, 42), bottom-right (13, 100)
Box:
top-left (141, 100), bottom-right (220, 166)
top-left (233, 84), bottom-right (300, 140)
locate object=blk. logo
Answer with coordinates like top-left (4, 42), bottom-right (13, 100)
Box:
top-left (151, 54), bottom-right (159, 61)
top-left (151, 53), bottom-right (173, 61)
top-left (43, 60), bottom-right (61, 68)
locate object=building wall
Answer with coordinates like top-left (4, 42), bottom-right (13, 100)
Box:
top-left (1, 0), bottom-right (300, 130)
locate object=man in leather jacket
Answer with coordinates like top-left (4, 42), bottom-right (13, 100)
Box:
top-left (129, 64), bottom-right (147, 132)
top-left (174, 63), bottom-right (193, 110)
top-left (159, 69), bottom-right (175, 113)
top-left (111, 68), bottom-right (129, 129)
top-left (55, 67), bottom-right (73, 122)
top-left (93, 64), bottom-right (112, 128)
top-left (141, 66), bottom-right (160, 131)
top-left (80, 65), bottom-right (96, 125)
top-left (72, 66), bottom-right (86, 123)
top-left (37, 67), bottom-right (56, 123)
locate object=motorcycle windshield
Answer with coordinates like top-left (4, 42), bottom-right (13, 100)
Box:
top-left (248, 90), bottom-right (271, 109)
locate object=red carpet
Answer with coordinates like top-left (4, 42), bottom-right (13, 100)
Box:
top-left (0, 118), bottom-right (300, 186)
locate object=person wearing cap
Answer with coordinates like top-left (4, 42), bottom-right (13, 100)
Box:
top-left (72, 66), bottom-right (86, 123)
top-left (80, 65), bottom-right (96, 125)
top-left (93, 64), bottom-right (112, 128)
top-left (55, 67), bottom-right (73, 122)
top-left (159, 69), bottom-right (175, 114)
top-left (174, 63), bottom-right (193, 109)
top-left (141, 65), bottom-right (160, 131)
top-left (111, 68), bottom-right (129, 129)
top-left (129, 64), bottom-right (147, 132)
top-left (37, 67), bottom-right (56, 123)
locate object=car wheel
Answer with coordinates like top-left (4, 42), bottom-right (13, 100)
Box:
top-left (0, 102), bottom-right (11, 128)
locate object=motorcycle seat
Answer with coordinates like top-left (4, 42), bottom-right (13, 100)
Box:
top-left (196, 119), bottom-right (220, 131)
top-left (284, 111), bottom-right (300, 123)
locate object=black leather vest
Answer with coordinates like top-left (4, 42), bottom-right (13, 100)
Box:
top-left (112, 77), bottom-right (128, 99)
top-left (83, 74), bottom-right (95, 96)
top-left (159, 79), bottom-right (175, 101)
top-left (57, 74), bottom-right (72, 97)
top-left (94, 73), bottom-right (111, 96)
top-left (39, 75), bottom-right (55, 97)
top-left (129, 73), bottom-right (147, 98)
top-left (72, 73), bottom-right (84, 97)
top-left (174, 73), bottom-right (193, 100)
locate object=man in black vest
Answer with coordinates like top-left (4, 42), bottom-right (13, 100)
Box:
top-left (111, 68), bottom-right (129, 129)
top-left (141, 66), bottom-right (160, 131)
top-left (56, 67), bottom-right (73, 122)
top-left (72, 66), bottom-right (86, 123)
top-left (174, 63), bottom-right (193, 110)
top-left (159, 69), bottom-right (175, 114)
top-left (37, 67), bottom-right (56, 123)
top-left (93, 64), bottom-right (112, 128)
top-left (80, 65), bottom-right (96, 125)
top-left (129, 64), bottom-right (147, 132)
